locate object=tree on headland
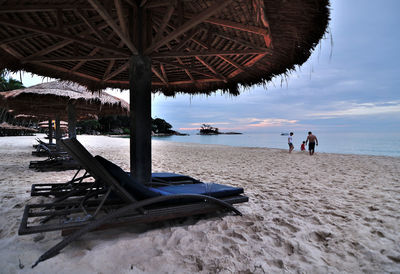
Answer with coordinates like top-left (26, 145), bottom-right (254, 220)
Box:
top-left (152, 118), bottom-right (173, 134)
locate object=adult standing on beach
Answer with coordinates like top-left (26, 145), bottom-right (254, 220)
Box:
top-left (306, 131), bottom-right (318, 155)
top-left (288, 132), bottom-right (294, 153)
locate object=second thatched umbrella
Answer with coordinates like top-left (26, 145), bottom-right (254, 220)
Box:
top-left (0, 80), bottom-right (129, 143)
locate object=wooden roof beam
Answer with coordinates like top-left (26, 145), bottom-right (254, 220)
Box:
top-left (0, 19), bottom-right (130, 56)
top-left (228, 53), bottom-right (267, 78)
top-left (103, 60), bottom-right (116, 79)
top-left (152, 49), bottom-right (270, 58)
top-left (87, 0), bottom-right (138, 54)
top-left (194, 55), bottom-right (227, 83)
top-left (218, 55), bottom-right (245, 71)
top-left (144, 1), bottom-right (173, 9)
top-left (103, 61), bottom-right (129, 81)
top-left (154, 59), bottom-right (217, 79)
top-left (35, 63), bottom-right (101, 82)
top-left (123, 0), bottom-right (137, 7)
top-left (22, 18), bottom-right (117, 63)
top-left (140, 0), bottom-right (149, 7)
top-left (153, 4), bottom-right (175, 44)
top-left (170, 29), bottom-right (200, 52)
top-left (114, 0), bottom-right (128, 36)
top-left (71, 48), bottom-right (101, 71)
top-left (160, 63), bottom-right (168, 82)
top-left (187, 36), bottom-right (256, 77)
top-left (162, 21), bottom-right (258, 77)
top-left (22, 40), bottom-right (74, 61)
top-left (0, 33), bottom-right (41, 46)
top-left (71, 31), bottom-right (116, 72)
top-left (183, 13), bottom-right (272, 48)
top-left (107, 78), bottom-right (223, 86)
top-left (206, 17), bottom-right (272, 48)
top-left (145, 0), bottom-right (233, 54)
top-left (0, 5), bottom-right (94, 12)
top-left (205, 17), bottom-right (268, 36)
top-left (252, 0), bottom-right (273, 48)
top-left (214, 33), bottom-right (266, 51)
top-left (0, 44), bottom-right (23, 58)
top-left (23, 55), bottom-right (128, 63)
top-left (176, 57), bottom-right (196, 83)
top-left (56, 9), bottom-right (64, 31)
top-left (143, 0), bottom-right (192, 9)
top-left (151, 66), bottom-right (168, 85)
top-left (74, 9), bottom-right (107, 42)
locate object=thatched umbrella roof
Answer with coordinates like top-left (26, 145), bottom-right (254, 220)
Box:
top-left (14, 114), bottom-right (38, 121)
top-left (0, 0), bottom-right (329, 95)
top-left (0, 121), bottom-right (38, 132)
top-left (0, 0), bottom-right (330, 184)
top-left (0, 81), bottom-right (129, 120)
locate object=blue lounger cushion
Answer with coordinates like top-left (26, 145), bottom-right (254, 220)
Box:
top-left (95, 155), bottom-right (244, 200)
top-left (149, 183), bottom-right (243, 198)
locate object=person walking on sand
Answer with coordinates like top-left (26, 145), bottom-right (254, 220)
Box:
top-left (306, 131), bottom-right (318, 155)
top-left (288, 132), bottom-right (294, 153)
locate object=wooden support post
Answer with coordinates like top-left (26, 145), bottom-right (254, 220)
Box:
top-left (129, 55), bottom-right (152, 184)
top-left (55, 116), bottom-right (61, 151)
top-left (48, 119), bottom-right (53, 144)
top-left (68, 103), bottom-right (77, 139)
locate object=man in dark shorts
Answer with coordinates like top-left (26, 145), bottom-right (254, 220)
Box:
top-left (288, 132), bottom-right (294, 153)
top-left (305, 131), bottom-right (318, 155)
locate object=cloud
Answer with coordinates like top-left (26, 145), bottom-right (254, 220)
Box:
top-left (189, 122), bottom-right (231, 126)
top-left (309, 101), bottom-right (400, 118)
top-left (233, 118), bottom-right (298, 128)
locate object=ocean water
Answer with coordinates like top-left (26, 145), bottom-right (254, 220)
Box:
top-left (152, 132), bottom-right (400, 157)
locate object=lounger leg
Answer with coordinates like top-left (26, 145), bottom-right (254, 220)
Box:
top-left (32, 194), bottom-right (241, 267)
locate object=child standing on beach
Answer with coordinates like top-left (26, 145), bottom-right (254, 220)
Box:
top-left (301, 141), bottom-right (306, 151)
top-left (288, 132), bottom-right (294, 153)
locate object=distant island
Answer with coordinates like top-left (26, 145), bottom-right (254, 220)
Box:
top-left (198, 124), bottom-right (242, 135)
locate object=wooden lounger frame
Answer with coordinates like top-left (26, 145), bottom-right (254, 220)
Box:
top-left (19, 138), bottom-right (248, 268)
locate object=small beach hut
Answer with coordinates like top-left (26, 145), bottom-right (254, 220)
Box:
top-left (0, 0), bottom-right (330, 184)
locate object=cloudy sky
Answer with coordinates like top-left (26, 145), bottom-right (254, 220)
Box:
top-left (14, 0), bottom-right (400, 134)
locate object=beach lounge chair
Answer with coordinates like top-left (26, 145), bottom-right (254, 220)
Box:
top-left (33, 138), bottom-right (57, 149)
top-left (28, 155), bottom-right (80, 171)
top-left (19, 138), bottom-right (248, 267)
top-left (29, 140), bottom-right (80, 171)
top-left (32, 142), bottom-right (68, 157)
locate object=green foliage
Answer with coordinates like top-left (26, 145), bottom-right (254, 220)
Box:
top-left (0, 70), bottom-right (24, 92)
top-left (76, 119), bottom-right (101, 134)
top-left (152, 117), bottom-right (173, 133)
top-left (0, 70), bottom-right (24, 123)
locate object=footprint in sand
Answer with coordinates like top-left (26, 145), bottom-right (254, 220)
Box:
top-left (310, 231), bottom-right (332, 242)
top-left (272, 217), bottom-right (299, 233)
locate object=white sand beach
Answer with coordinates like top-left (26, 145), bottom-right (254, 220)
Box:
top-left (0, 135), bottom-right (399, 273)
